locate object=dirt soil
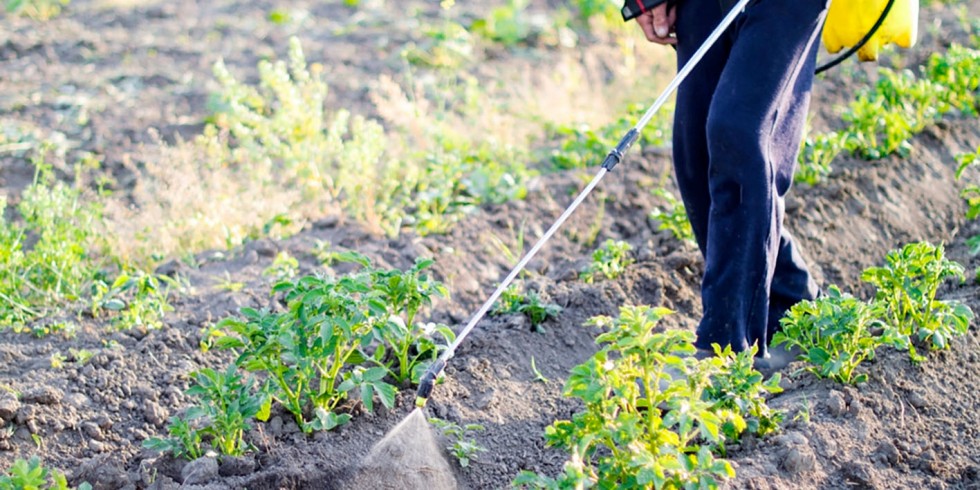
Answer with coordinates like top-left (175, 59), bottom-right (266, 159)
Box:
top-left (2, 1), bottom-right (980, 489)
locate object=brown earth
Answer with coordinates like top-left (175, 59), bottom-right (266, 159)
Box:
top-left (1, 1), bottom-right (980, 489)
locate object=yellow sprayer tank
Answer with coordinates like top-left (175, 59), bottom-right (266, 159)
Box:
top-left (822, 0), bottom-right (919, 62)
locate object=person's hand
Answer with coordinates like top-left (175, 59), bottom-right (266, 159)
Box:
top-left (636, 3), bottom-right (676, 45)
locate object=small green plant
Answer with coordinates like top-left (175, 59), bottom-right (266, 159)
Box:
top-left (795, 131), bottom-right (846, 185)
top-left (861, 242), bottom-right (974, 360)
top-left (429, 418), bottom-right (487, 468)
top-left (530, 356), bottom-right (550, 383)
top-left (402, 1), bottom-right (474, 69)
top-left (516, 306), bottom-right (778, 489)
top-left (772, 286), bottom-right (885, 384)
top-left (0, 456), bottom-right (91, 490)
top-left (580, 239), bottom-right (634, 283)
top-left (650, 188), bottom-right (695, 242)
top-left (4, 0), bottom-right (69, 20)
top-left (471, 0), bottom-right (534, 47)
top-left (491, 284), bottom-right (561, 329)
top-left (956, 147), bottom-right (980, 255)
top-left (144, 366), bottom-right (267, 458)
top-left (145, 416), bottom-right (204, 460)
top-left (518, 291), bottom-right (562, 329)
top-left (90, 271), bottom-right (175, 330)
top-left (262, 251), bottom-right (299, 282)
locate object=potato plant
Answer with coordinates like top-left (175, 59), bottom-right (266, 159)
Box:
top-left (772, 287), bottom-right (886, 384)
top-left (212, 255), bottom-right (452, 431)
top-left (144, 366), bottom-right (267, 458)
top-left (491, 284), bottom-right (562, 330)
top-left (861, 242), bottom-right (973, 360)
top-left (580, 239), bottom-right (634, 283)
top-left (515, 306), bottom-right (781, 489)
top-left (429, 418), bottom-right (487, 468)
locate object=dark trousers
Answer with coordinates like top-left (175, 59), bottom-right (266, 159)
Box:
top-left (672, 0), bottom-right (827, 356)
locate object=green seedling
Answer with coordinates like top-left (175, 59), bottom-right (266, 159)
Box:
top-left (773, 286), bottom-right (884, 384)
top-left (796, 131), bottom-right (846, 186)
top-left (531, 356), bottom-right (550, 384)
top-left (861, 242), bottom-right (973, 360)
top-left (650, 188), bottom-right (695, 242)
top-left (471, 0), bottom-right (534, 47)
top-left (429, 418), bottom-right (487, 468)
top-left (145, 366), bottom-right (267, 458)
top-left (90, 271), bottom-right (175, 331)
top-left (491, 284), bottom-right (561, 330)
top-left (4, 0), bottom-right (69, 20)
top-left (69, 348), bottom-right (93, 365)
top-left (580, 239), bottom-right (634, 283)
top-left (144, 416), bottom-right (204, 460)
top-left (262, 251), bottom-right (299, 282)
top-left (215, 272), bottom-right (245, 292)
top-left (956, 147), bottom-right (980, 255)
top-left (517, 290), bottom-right (562, 329)
top-left (0, 456), bottom-right (90, 490)
top-left (50, 352), bottom-right (66, 369)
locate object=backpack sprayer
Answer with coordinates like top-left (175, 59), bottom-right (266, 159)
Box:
top-left (414, 0), bottom-right (905, 409)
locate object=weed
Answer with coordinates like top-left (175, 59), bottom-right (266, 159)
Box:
top-left (650, 188), bottom-right (695, 242)
top-left (580, 239), bottom-right (634, 283)
top-left (861, 242), bottom-right (973, 360)
top-left (773, 286), bottom-right (885, 384)
top-left (0, 163), bottom-right (106, 328)
top-left (429, 418), bottom-right (487, 468)
top-left (144, 366), bottom-right (267, 458)
top-left (0, 456), bottom-right (90, 490)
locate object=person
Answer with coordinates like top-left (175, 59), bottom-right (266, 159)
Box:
top-left (634, 0), bottom-right (826, 366)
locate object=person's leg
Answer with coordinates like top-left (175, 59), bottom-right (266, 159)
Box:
top-left (694, 0), bottom-right (828, 356)
top-left (671, 0), bottom-right (728, 255)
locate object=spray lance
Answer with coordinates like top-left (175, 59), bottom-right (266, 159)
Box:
top-left (415, 0), bottom-right (753, 409)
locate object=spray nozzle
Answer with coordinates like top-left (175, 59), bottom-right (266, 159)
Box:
top-left (414, 358), bottom-right (447, 408)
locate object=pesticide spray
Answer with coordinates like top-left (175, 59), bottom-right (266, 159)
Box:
top-left (347, 1), bottom-right (753, 487)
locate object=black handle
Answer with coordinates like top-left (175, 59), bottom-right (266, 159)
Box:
top-left (415, 358), bottom-right (447, 408)
top-left (601, 128), bottom-right (640, 171)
